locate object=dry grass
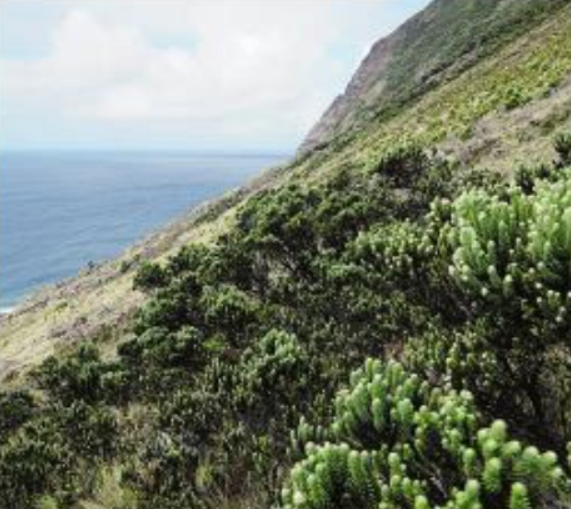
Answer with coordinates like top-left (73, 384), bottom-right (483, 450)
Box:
top-left (0, 162), bottom-right (289, 384)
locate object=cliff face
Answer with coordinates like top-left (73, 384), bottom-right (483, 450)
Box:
top-left (300, 34), bottom-right (397, 151)
top-left (299, 0), bottom-right (568, 153)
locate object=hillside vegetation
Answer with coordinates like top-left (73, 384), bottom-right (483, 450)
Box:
top-left (300, 0), bottom-right (569, 151)
top-left (1, 1), bottom-right (571, 509)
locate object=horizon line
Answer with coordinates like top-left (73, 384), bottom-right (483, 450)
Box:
top-left (0, 147), bottom-right (294, 156)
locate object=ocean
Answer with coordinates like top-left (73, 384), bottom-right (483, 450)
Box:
top-left (0, 151), bottom-right (287, 312)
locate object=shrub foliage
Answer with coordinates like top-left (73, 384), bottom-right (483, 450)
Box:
top-left (2, 136), bottom-right (571, 508)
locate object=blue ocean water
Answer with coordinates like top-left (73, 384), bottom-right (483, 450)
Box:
top-left (0, 151), bottom-right (286, 311)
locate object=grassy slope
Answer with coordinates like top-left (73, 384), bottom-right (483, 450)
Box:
top-left (1, 5), bottom-right (569, 384)
top-left (295, 7), bottom-right (571, 181)
top-left (302, 0), bottom-right (568, 150)
top-left (0, 165), bottom-right (288, 383)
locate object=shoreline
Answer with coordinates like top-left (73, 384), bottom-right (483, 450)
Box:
top-left (0, 160), bottom-right (289, 382)
top-left (0, 306), bottom-right (18, 322)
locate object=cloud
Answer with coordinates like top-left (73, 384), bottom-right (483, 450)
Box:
top-left (0, 0), bottom-right (430, 149)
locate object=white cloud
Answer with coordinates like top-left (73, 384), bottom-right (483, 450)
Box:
top-left (0, 0), bottom-right (429, 149)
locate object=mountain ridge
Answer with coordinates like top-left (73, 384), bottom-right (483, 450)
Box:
top-left (299, 0), bottom-right (568, 153)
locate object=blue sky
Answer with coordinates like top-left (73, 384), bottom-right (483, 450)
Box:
top-left (0, 0), bottom-right (431, 152)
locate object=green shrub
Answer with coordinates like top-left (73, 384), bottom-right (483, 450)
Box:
top-left (554, 132), bottom-right (571, 167)
top-left (134, 261), bottom-right (168, 292)
top-left (34, 344), bottom-right (109, 405)
top-left (8, 133), bottom-right (571, 509)
top-left (351, 222), bottom-right (430, 285)
top-left (56, 400), bottom-right (117, 458)
top-left (239, 330), bottom-right (312, 421)
top-left (121, 326), bottom-right (208, 370)
top-left (280, 360), bottom-right (569, 509)
top-left (200, 284), bottom-right (260, 345)
top-left (369, 141), bottom-right (428, 188)
top-left (0, 418), bottom-right (73, 508)
top-left (444, 179), bottom-right (571, 327)
top-left (0, 391), bottom-right (35, 443)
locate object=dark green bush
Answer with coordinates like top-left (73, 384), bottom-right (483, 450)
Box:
top-left (370, 141), bottom-right (428, 188)
top-left (134, 261), bottom-right (168, 292)
top-left (554, 132), bottom-right (571, 167)
top-left (34, 344), bottom-right (109, 405)
top-left (0, 417), bottom-right (73, 508)
top-left (0, 390), bottom-right (35, 443)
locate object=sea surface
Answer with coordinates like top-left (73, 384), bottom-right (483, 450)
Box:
top-left (0, 151), bottom-right (287, 311)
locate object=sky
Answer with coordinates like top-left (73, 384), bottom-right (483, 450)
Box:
top-left (0, 0), bottom-right (431, 152)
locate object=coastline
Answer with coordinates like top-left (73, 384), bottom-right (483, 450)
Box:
top-left (0, 160), bottom-right (289, 383)
top-left (0, 304), bottom-right (18, 325)
top-left (0, 307), bottom-right (15, 325)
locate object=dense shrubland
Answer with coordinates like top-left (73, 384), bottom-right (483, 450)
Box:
top-left (1, 135), bottom-right (571, 509)
top-left (281, 360), bottom-right (568, 509)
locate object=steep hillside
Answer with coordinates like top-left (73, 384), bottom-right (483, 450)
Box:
top-left (1, 2), bottom-right (571, 509)
top-left (2, 0), bottom-right (569, 385)
top-left (300, 0), bottom-right (568, 152)
top-left (0, 165), bottom-right (288, 383)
